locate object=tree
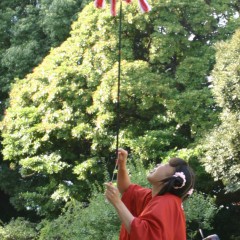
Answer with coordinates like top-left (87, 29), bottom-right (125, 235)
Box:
top-left (0, 0), bottom-right (91, 114)
top-left (0, 217), bottom-right (38, 240)
top-left (202, 30), bottom-right (240, 193)
top-left (0, 0), bottom-right (91, 221)
top-left (200, 30), bottom-right (240, 240)
top-left (0, 0), bottom-right (239, 221)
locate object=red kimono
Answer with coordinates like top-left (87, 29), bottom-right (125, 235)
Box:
top-left (119, 184), bottom-right (186, 240)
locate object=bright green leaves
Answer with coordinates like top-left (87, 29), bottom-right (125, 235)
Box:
top-left (0, 218), bottom-right (38, 240)
top-left (73, 158), bottom-right (99, 180)
top-left (1, 0), bottom-right (240, 219)
top-left (51, 183), bottom-right (73, 202)
top-left (89, 60), bottom-right (172, 155)
top-left (202, 109), bottom-right (240, 192)
top-left (91, 60), bottom-right (164, 114)
top-left (202, 30), bottom-right (240, 192)
top-left (211, 30), bottom-right (240, 111)
top-left (20, 152), bottom-right (69, 175)
top-left (1, 106), bottom-right (41, 160)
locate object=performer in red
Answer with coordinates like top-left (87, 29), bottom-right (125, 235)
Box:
top-left (105, 148), bottom-right (195, 240)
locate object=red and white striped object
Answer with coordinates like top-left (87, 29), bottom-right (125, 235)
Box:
top-left (137, 0), bottom-right (151, 12)
top-left (95, 0), bottom-right (105, 8)
top-left (94, 0), bottom-right (151, 15)
top-left (111, 0), bottom-right (117, 16)
top-left (125, 0), bottom-right (151, 12)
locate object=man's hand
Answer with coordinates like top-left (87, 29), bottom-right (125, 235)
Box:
top-left (105, 182), bottom-right (134, 234)
top-left (104, 182), bottom-right (121, 206)
top-left (117, 148), bottom-right (128, 168)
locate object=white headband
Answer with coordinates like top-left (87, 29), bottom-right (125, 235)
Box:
top-left (173, 172), bottom-right (186, 189)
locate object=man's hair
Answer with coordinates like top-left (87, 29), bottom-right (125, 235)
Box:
top-left (157, 158), bottom-right (195, 201)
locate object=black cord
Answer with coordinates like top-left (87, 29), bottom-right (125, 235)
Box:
top-left (111, 0), bottom-right (123, 182)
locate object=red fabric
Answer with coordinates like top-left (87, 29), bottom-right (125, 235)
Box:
top-left (138, 0), bottom-right (151, 12)
top-left (95, 0), bottom-right (105, 8)
top-left (94, 0), bottom-right (151, 15)
top-left (111, 0), bottom-right (117, 16)
top-left (119, 184), bottom-right (186, 240)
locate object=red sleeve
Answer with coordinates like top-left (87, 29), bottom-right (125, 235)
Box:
top-left (121, 184), bottom-right (152, 217)
top-left (129, 195), bottom-right (186, 240)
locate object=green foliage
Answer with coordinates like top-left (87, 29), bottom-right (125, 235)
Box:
top-left (202, 30), bottom-right (240, 192)
top-left (39, 193), bottom-right (120, 240)
top-left (89, 60), bottom-right (180, 159)
top-left (0, 217), bottom-right (38, 240)
top-left (40, 0), bottom-right (86, 45)
top-left (0, 0), bottom-right (91, 111)
top-left (0, 1), bottom-right (240, 232)
top-left (184, 192), bottom-right (218, 236)
top-left (211, 30), bottom-right (240, 110)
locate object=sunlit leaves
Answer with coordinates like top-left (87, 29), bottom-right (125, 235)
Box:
top-left (211, 30), bottom-right (240, 110)
top-left (1, 0), bottom-right (240, 217)
top-left (202, 30), bottom-right (240, 192)
top-left (20, 152), bottom-right (69, 175)
top-left (0, 218), bottom-right (38, 240)
top-left (73, 158), bottom-right (99, 180)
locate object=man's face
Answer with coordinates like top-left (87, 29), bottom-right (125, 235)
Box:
top-left (147, 163), bottom-right (175, 184)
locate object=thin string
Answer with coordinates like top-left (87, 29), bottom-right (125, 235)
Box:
top-left (111, 0), bottom-right (123, 183)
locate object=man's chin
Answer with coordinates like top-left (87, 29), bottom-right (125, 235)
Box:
top-left (146, 174), bottom-right (152, 182)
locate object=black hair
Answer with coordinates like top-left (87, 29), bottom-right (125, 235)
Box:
top-left (157, 157), bottom-right (195, 201)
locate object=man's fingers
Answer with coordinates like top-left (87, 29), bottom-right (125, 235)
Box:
top-left (104, 182), bottom-right (112, 188)
top-left (117, 148), bottom-right (128, 162)
top-left (104, 182), bottom-right (115, 191)
top-left (104, 182), bottom-right (118, 195)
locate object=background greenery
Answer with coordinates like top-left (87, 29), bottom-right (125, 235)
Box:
top-left (0, 0), bottom-right (239, 239)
